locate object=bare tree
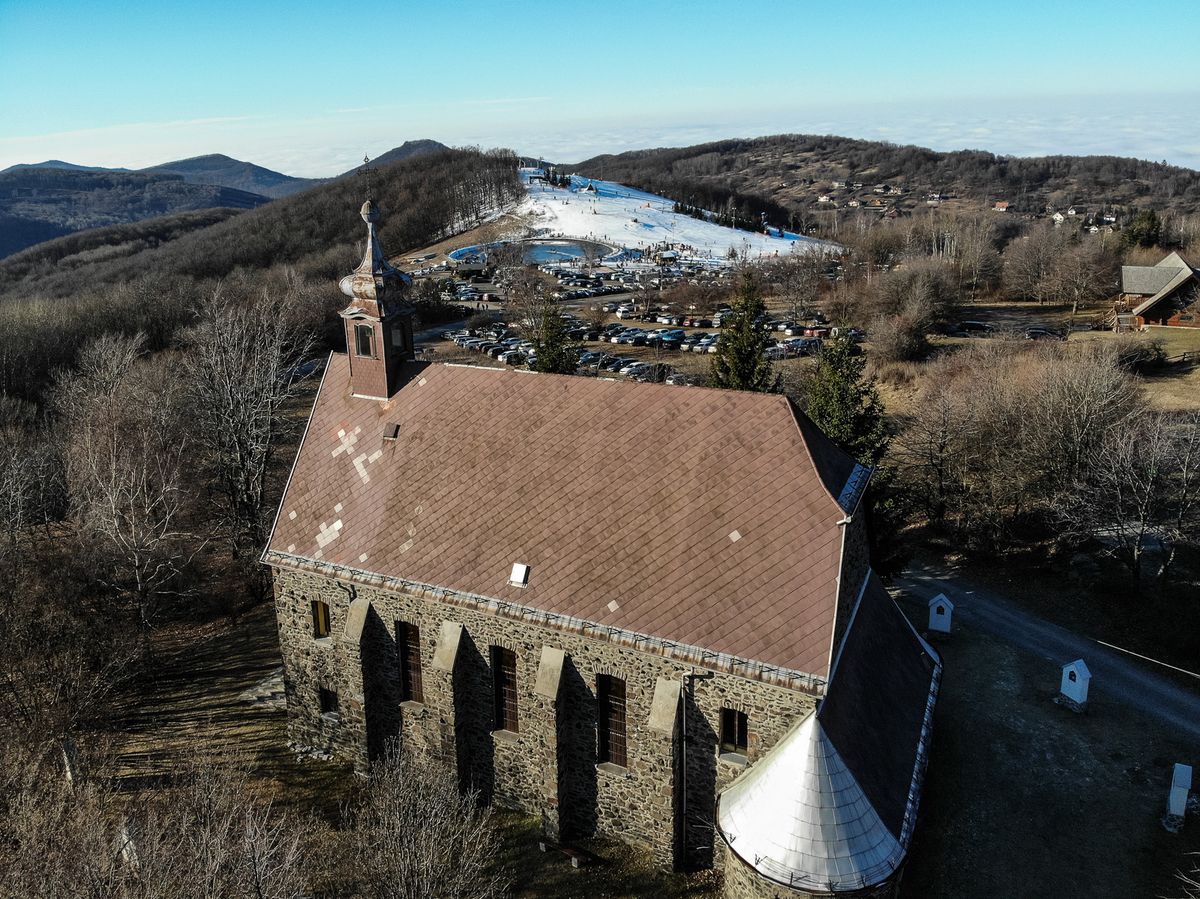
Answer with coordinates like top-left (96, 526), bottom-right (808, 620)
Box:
top-left (346, 747), bottom-right (506, 899)
top-left (1155, 410), bottom-right (1200, 590)
top-left (126, 753), bottom-right (308, 899)
top-left (949, 214), bottom-right (1002, 298)
top-left (893, 379), bottom-right (973, 522)
top-left (1179, 853), bottom-right (1200, 899)
top-left (1052, 241), bottom-right (1119, 321)
top-left (1062, 412), bottom-right (1173, 591)
top-left (0, 740), bottom-right (128, 899)
top-left (765, 250), bottom-right (827, 322)
top-left (1026, 343), bottom-right (1137, 490)
top-left (57, 335), bottom-right (196, 630)
top-left (183, 286), bottom-right (315, 560)
top-left (0, 746), bottom-right (309, 899)
top-left (1004, 229), bottom-right (1065, 304)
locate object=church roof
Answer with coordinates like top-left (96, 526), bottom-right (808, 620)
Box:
top-left (717, 573), bottom-right (941, 891)
top-left (265, 357), bottom-right (869, 677)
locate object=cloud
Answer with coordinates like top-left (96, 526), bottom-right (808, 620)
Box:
top-left (1, 93), bottom-right (1197, 177)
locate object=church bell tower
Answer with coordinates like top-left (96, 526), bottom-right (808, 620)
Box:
top-left (338, 198), bottom-right (414, 400)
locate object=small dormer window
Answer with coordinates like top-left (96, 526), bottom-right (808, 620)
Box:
top-left (355, 323), bottom-right (375, 358)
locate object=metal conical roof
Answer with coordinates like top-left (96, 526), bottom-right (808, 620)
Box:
top-left (717, 712), bottom-right (905, 893)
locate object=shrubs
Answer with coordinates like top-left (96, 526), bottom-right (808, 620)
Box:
top-left (894, 341), bottom-right (1139, 549)
top-left (869, 311), bottom-right (929, 363)
top-left (346, 748), bottom-right (506, 899)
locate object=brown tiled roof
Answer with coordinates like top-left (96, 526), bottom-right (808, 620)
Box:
top-left (267, 356), bottom-right (862, 676)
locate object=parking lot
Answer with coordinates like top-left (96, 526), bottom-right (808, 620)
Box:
top-left (414, 251), bottom-right (853, 385)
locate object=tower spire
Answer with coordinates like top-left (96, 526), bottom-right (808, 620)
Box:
top-left (337, 174), bottom-right (415, 401)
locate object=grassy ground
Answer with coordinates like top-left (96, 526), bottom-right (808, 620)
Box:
top-left (105, 604), bottom-right (356, 816)
top-left (896, 598), bottom-right (1200, 899)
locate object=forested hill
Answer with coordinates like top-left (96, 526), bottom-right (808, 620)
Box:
top-left (0, 146), bottom-right (522, 299)
top-left (337, 140), bottom-right (450, 177)
top-left (0, 141), bottom-right (453, 259)
top-left (141, 154), bottom-right (319, 199)
top-left (573, 135), bottom-right (1200, 227)
top-left (0, 168), bottom-right (269, 259)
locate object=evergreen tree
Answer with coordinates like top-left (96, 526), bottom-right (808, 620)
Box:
top-left (805, 337), bottom-right (908, 574)
top-left (1121, 209), bottom-right (1162, 249)
top-left (805, 337), bottom-right (889, 464)
top-left (530, 303), bottom-right (580, 375)
top-left (709, 274), bottom-right (775, 392)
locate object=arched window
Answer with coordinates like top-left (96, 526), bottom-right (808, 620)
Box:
top-left (355, 323), bottom-right (375, 358)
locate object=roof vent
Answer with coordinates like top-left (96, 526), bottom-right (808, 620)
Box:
top-left (509, 562), bottom-right (530, 588)
top-left (382, 422), bottom-right (401, 441)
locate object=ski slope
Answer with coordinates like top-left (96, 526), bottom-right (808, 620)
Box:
top-left (517, 169), bottom-right (829, 262)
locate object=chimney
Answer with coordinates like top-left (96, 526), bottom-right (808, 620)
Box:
top-left (338, 199), bottom-right (414, 400)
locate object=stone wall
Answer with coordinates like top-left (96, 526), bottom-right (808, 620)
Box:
top-left (272, 566), bottom-right (816, 872)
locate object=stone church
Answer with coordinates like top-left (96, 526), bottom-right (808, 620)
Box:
top-left (264, 199), bottom-right (942, 898)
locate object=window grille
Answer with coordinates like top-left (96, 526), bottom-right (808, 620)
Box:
top-left (491, 646), bottom-right (519, 733)
top-left (398, 621), bottom-right (424, 703)
top-left (597, 674), bottom-right (628, 767)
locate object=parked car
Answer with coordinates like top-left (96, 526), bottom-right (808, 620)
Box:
top-left (1025, 327), bottom-right (1066, 341)
top-left (634, 363), bottom-right (673, 383)
top-left (957, 320), bottom-right (994, 336)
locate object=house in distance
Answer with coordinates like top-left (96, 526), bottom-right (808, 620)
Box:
top-left (1121, 251), bottom-right (1200, 327)
top-left (263, 198), bottom-right (943, 898)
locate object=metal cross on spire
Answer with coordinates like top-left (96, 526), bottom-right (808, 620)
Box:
top-left (359, 153), bottom-right (377, 201)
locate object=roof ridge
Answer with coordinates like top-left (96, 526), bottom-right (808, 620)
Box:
top-left (781, 395), bottom-right (865, 515)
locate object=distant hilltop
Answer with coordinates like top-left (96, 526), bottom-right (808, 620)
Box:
top-left (0, 140), bottom-right (450, 259)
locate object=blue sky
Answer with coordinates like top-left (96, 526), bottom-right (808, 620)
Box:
top-left (1, 0), bottom-right (1197, 175)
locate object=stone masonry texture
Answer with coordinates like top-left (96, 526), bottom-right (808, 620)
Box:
top-left (273, 566), bottom-right (816, 872)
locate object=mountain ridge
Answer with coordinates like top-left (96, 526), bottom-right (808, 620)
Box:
top-left (0, 139), bottom-right (451, 258)
top-left (572, 134), bottom-right (1200, 233)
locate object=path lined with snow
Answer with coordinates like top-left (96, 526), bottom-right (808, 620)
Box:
top-left (516, 169), bottom-right (828, 261)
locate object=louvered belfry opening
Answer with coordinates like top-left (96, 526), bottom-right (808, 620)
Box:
top-left (597, 674), bottom-right (628, 767)
top-left (491, 646), bottom-right (519, 733)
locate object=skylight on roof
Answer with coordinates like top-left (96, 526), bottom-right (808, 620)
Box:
top-left (509, 562), bottom-right (530, 588)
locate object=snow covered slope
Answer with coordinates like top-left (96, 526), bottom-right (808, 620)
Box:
top-left (517, 169), bottom-right (828, 261)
